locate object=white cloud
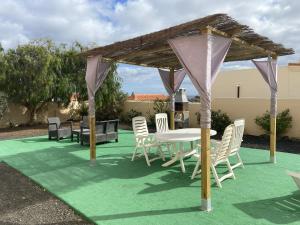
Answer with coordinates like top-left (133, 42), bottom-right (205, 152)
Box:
top-left (0, 0), bottom-right (299, 94)
top-left (0, 0), bottom-right (116, 49)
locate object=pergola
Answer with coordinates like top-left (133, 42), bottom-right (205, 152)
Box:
top-left (82, 14), bottom-right (294, 211)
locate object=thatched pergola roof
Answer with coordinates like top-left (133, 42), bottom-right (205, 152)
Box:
top-left (82, 14), bottom-right (294, 69)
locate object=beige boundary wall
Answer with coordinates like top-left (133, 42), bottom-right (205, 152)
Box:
top-left (0, 102), bottom-right (72, 128)
top-left (212, 65), bottom-right (300, 99)
top-left (124, 99), bottom-right (300, 138)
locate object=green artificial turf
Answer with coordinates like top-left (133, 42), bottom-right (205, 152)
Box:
top-left (0, 130), bottom-right (299, 225)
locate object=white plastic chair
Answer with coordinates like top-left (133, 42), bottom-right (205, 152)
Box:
top-left (155, 113), bottom-right (169, 133)
top-left (155, 113), bottom-right (174, 157)
top-left (191, 124), bottom-right (235, 188)
top-left (132, 116), bottom-right (165, 166)
top-left (228, 119), bottom-right (245, 169)
top-left (287, 171), bottom-right (300, 190)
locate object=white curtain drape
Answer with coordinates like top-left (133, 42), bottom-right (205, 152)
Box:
top-left (158, 69), bottom-right (186, 111)
top-left (85, 55), bottom-right (112, 116)
top-left (168, 33), bottom-right (232, 128)
top-left (252, 58), bottom-right (278, 117)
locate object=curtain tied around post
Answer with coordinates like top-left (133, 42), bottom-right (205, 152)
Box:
top-left (85, 55), bottom-right (112, 116)
top-left (252, 58), bottom-right (278, 117)
top-left (158, 69), bottom-right (186, 111)
top-left (168, 33), bottom-right (232, 128)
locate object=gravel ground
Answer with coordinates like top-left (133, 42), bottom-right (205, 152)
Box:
top-left (0, 124), bottom-right (49, 140)
top-left (0, 163), bottom-right (94, 225)
top-left (241, 134), bottom-right (300, 155)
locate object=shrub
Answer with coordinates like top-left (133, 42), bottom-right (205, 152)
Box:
top-left (255, 109), bottom-right (292, 137)
top-left (146, 113), bottom-right (156, 129)
top-left (211, 110), bottom-right (232, 133)
top-left (78, 102), bottom-right (88, 118)
top-left (121, 109), bottom-right (142, 125)
top-left (153, 98), bottom-right (170, 114)
top-left (147, 99), bottom-right (170, 128)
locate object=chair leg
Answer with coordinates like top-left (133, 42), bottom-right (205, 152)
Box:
top-left (226, 159), bottom-right (236, 179)
top-left (131, 147), bottom-right (138, 161)
top-left (180, 155), bottom-right (185, 173)
top-left (190, 141), bottom-right (194, 150)
top-left (191, 158), bottom-right (201, 179)
top-left (237, 152), bottom-right (244, 168)
top-left (167, 144), bottom-right (172, 158)
top-left (211, 164), bottom-right (222, 188)
top-left (158, 146), bottom-right (165, 161)
top-left (144, 147), bottom-right (151, 167)
top-left (179, 143), bottom-right (185, 173)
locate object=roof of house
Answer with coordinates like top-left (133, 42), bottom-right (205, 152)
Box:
top-left (82, 14), bottom-right (294, 69)
top-left (128, 93), bottom-right (169, 101)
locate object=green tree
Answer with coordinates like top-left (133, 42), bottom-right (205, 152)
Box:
top-left (51, 41), bottom-right (88, 105)
top-left (1, 42), bottom-right (54, 124)
top-left (0, 44), bottom-right (8, 121)
top-left (95, 63), bottom-right (127, 120)
top-left (0, 43), bottom-right (5, 83)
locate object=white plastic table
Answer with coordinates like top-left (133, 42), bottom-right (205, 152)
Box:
top-left (155, 128), bottom-right (217, 173)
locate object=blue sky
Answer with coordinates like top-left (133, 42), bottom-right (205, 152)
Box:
top-left (0, 0), bottom-right (299, 95)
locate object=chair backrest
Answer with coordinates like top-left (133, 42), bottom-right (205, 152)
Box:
top-left (47, 117), bottom-right (60, 131)
top-left (96, 121), bottom-right (106, 134)
top-left (107, 120), bottom-right (119, 133)
top-left (132, 116), bottom-right (149, 137)
top-left (81, 116), bottom-right (89, 128)
top-left (155, 113), bottom-right (169, 133)
top-left (213, 124), bottom-right (234, 163)
top-left (230, 119), bottom-right (245, 152)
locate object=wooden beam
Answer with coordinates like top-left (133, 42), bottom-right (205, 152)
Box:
top-left (134, 54), bottom-right (176, 65)
top-left (113, 45), bottom-right (170, 61)
top-left (205, 25), bottom-right (277, 57)
top-left (169, 68), bottom-right (175, 130)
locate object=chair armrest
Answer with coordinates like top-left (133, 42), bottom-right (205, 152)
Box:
top-left (61, 121), bottom-right (73, 130)
top-left (48, 122), bottom-right (58, 130)
top-left (135, 135), bottom-right (149, 139)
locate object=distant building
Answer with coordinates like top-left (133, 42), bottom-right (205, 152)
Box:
top-left (212, 62), bottom-right (300, 99)
top-left (127, 92), bottom-right (168, 101)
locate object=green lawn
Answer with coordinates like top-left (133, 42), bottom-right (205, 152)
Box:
top-left (0, 130), bottom-right (299, 225)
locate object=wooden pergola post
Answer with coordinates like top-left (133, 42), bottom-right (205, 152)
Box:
top-left (89, 115), bottom-right (96, 161)
top-left (201, 127), bottom-right (211, 210)
top-left (201, 28), bottom-right (212, 211)
top-left (169, 68), bottom-right (175, 130)
top-left (270, 55), bottom-right (277, 163)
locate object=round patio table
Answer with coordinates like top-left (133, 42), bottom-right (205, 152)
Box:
top-left (155, 128), bottom-right (217, 173)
